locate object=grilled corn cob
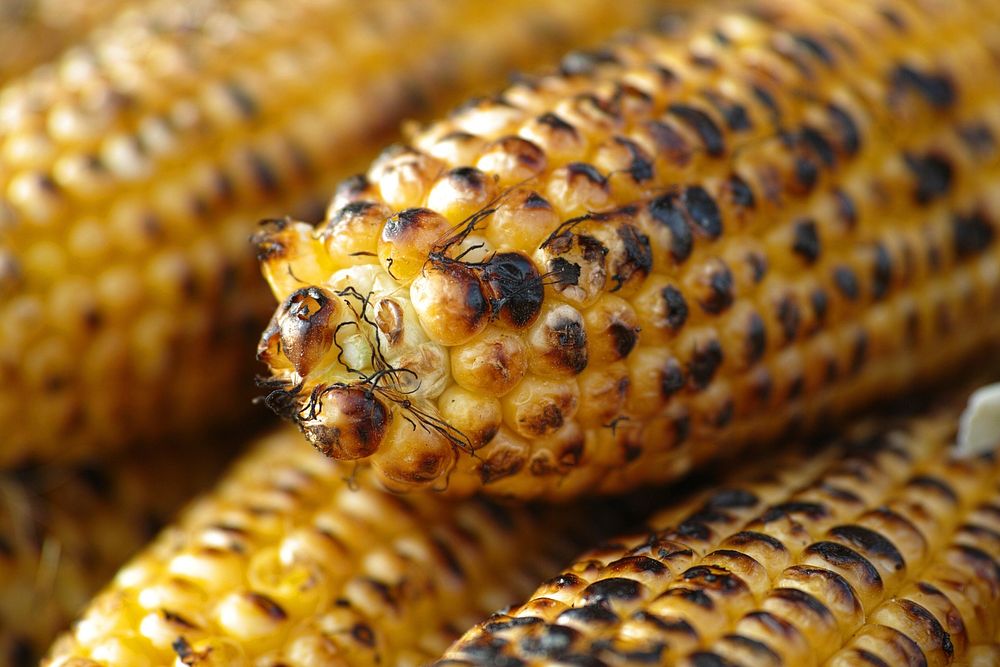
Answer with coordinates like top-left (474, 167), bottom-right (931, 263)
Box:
top-left (0, 433), bottom-right (238, 667)
top-left (0, 0), bottom-right (140, 83)
top-left (0, 0), bottom-right (668, 466)
top-left (436, 391), bottom-right (1000, 666)
top-left (256, 0), bottom-right (1000, 499)
top-left (42, 429), bottom-right (634, 667)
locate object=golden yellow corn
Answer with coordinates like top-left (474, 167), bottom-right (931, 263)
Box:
top-left (42, 428), bottom-right (627, 667)
top-left (436, 391), bottom-right (1000, 666)
top-left (256, 0), bottom-right (1000, 499)
top-left (0, 0), bottom-right (138, 83)
top-left (0, 435), bottom-right (238, 667)
top-left (0, 0), bottom-right (669, 466)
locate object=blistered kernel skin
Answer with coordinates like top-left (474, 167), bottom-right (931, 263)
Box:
top-left (437, 396), bottom-right (1000, 665)
top-left (258, 0), bottom-right (1000, 498)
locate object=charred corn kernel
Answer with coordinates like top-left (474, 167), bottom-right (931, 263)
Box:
top-left (0, 435), bottom-right (237, 667)
top-left (257, 0), bottom-right (1000, 498)
top-left (0, 0), bottom-right (671, 466)
top-left (436, 391), bottom-right (1000, 666)
top-left (43, 429), bottom-right (634, 667)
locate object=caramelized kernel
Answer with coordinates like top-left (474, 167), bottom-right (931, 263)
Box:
top-left (300, 386), bottom-right (388, 460)
top-left (378, 208), bottom-right (453, 283)
top-left (410, 259), bottom-right (491, 346)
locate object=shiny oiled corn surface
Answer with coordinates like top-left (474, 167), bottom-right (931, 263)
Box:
top-left (0, 434), bottom-right (238, 667)
top-left (256, 0), bottom-right (1000, 499)
top-left (0, 0), bottom-right (667, 466)
top-left (0, 0), bottom-right (138, 83)
top-left (436, 397), bottom-right (1000, 666)
top-left (43, 429), bottom-right (626, 667)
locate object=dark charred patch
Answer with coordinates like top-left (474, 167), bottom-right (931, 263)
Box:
top-left (896, 599), bottom-right (954, 658)
top-left (890, 64), bottom-right (957, 110)
top-left (245, 592), bottom-right (288, 621)
top-left (557, 604), bottom-right (620, 625)
top-left (483, 616), bottom-right (542, 634)
top-left (610, 224), bottom-right (653, 290)
top-left (687, 338), bottom-right (723, 389)
top-left (546, 314), bottom-right (589, 375)
top-left (958, 123), bottom-right (996, 158)
top-left (660, 357), bottom-right (686, 398)
top-left (661, 285), bottom-right (688, 331)
top-left (783, 565), bottom-right (863, 613)
top-left (687, 652), bottom-right (736, 667)
top-left (905, 152), bottom-right (953, 204)
top-left (703, 91), bottom-right (752, 132)
top-left (674, 519), bottom-right (711, 542)
top-left (581, 577), bottom-right (644, 606)
top-left (631, 611), bottom-right (698, 638)
top-left (481, 252), bottom-right (544, 329)
top-left (792, 219), bottom-right (821, 263)
top-left (560, 48), bottom-right (621, 75)
top-left (762, 501), bottom-right (829, 523)
top-left (871, 243), bottom-right (893, 300)
top-left (743, 611), bottom-right (800, 641)
top-left (771, 587), bottom-right (835, 622)
top-left (718, 635), bottom-right (781, 663)
top-left (608, 319), bottom-right (639, 359)
top-left (663, 586), bottom-right (714, 609)
top-left (479, 448), bottom-right (526, 484)
top-left (644, 119), bottom-right (693, 166)
top-left (795, 33), bottom-right (835, 65)
top-left (806, 542), bottom-right (883, 590)
top-left (752, 84), bottom-right (781, 124)
top-left (547, 572), bottom-right (586, 590)
top-left (833, 265), bottom-right (860, 300)
top-left (519, 625), bottom-right (579, 658)
top-left (608, 556), bottom-right (668, 576)
top-left (828, 103), bottom-right (862, 157)
top-left (776, 295), bottom-right (801, 343)
top-left (668, 104), bottom-right (725, 157)
top-left (248, 151), bottom-right (280, 195)
top-left (745, 312), bottom-right (767, 364)
top-left (548, 257), bottom-right (582, 287)
top-left (649, 193), bottom-right (693, 262)
top-left (793, 154), bottom-right (820, 193)
top-left (566, 162), bottom-right (607, 187)
top-left (800, 127), bottom-right (836, 167)
top-left (614, 137), bottom-right (654, 182)
top-left (908, 474), bottom-right (959, 504)
top-left (726, 531), bottom-right (787, 552)
top-left (833, 189), bottom-right (859, 229)
top-left (537, 111), bottom-right (578, 135)
top-left (698, 262), bottom-right (734, 314)
top-left (829, 525), bottom-right (905, 571)
top-left (683, 186), bottom-right (723, 238)
top-left (683, 565), bottom-right (746, 593)
top-left (707, 488), bottom-right (759, 509)
top-left (810, 288), bottom-right (829, 326)
top-left (726, 173), bottom-right (756, 209)
top-left (952, 211), bottom-right (995, 259)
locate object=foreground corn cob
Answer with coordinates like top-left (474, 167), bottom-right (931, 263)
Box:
top-left (0, 0), bottom-right (138, 83)
top-left (437, 390), bottom-right (1000, 666)
top-left (0, 0), bottom-right (668, 466)
top-left (0, 434), bottom-right (239, 667)
top-left (256, 0), bottom-right (1000, 499)
top-left (42, 429), bottom-right (643, 667)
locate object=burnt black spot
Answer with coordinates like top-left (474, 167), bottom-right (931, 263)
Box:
top-left (699, 263), bottom-right (734, 314)
top-left (717, 635), bottom-right (781, 663)
top-left (909, 474), bottom-right (959, 503)
top-left (748, 367), bottom-right (772, 399)
top-left (905, 152), bottom-right (953, 204)
top-left (833, 265), bottom-right (860, 300)
top-left (631, 611), bottom-right (698, 637)
top-left (897, 599), bottom-right (954, 657)
top-left (660, 358), bottom-right (686, 398)
top-left (615, 137), bottom-right (655, 182)
top-left (727, 530), bottom-right (787, 552)
top-left (645, 119), bottom-right (693, 166)
top-left (548, 315), bottom-right (589, 375)
top-left (566, 162), bottom-right (607, 187)
top-left (248, 151), bottom-right (280, 195)
top-left (746, 251), bottom-right (768, 283)
top-left (776, 295), bottom-right (801, 342)
top-left (762, 501), bottom-right (829, 523)
top-left (557, 604), bottom-right (619, 625)
top-left (793, 33), bottom-right (835, 66)
top-left (457, 639), bottom-right (524, 666)
top-left (792, 219), bottom-right (821, 263)
top-left (726, 173), bottom-right (756, 209)
top-left (958, 123), bottom-right (996, 158)
top-left (674, 519), bottom-right (711, 541)
top-left (548, 257), bottom-right (582, 287)
top-left (891, 64), bottom-right (957, 110)
top-left (661, 285), bottom-right (689, 330)
top-left (246, 592), bottom-right (288, 620)
top-left (806, 542), bottom-right (883, 589)
top-left (610, 224), bottom-right (653, 290)
top-left (707, 488), bottom-right (759, 509)
top-left (668, 104), bottom-right (726, 157)
top-left (664, 586), bottom-right (714, 609)
top-left (688, 653), bottom-right (736, 667)
top-left (351, 623), bottom-right (376, 646)
top-left (683, 186), bottom-right (724, 238)
top-left (609, 555), bottom-right (669, 575)
top-left (745, 312), bottom-right (767, 364)
top-left (833, 189), bottom-right (859, 229)
top-left (830, 525), bottom-right (905, 571)
top-left (547, 572), bottom-right (585, 590)
top-left (752, 84), bottom-right (781, 124)
top-left (609, 320), bottom-right (638, 360)
top-left (225, 80), bottom-right (259, 118)
top-left (743, 611), bottom-right (799, 640)
top-left (560, 49), bottom-right (621, 75)
top-left (704, 92), bottom-right (752, 132)
top-left (800, 127), bottom-right (836, 167)
top-left (952, 211), bottom-right (995, 259)
top-left (871, 243), bottom-right (893, 300)
top-left (810, 288), bottom-right (829, 325)
top-left (794, 155), bottom-right (820, 193)
top-left (649, 193), bottom-right (694, 263)
top-left (581, 577), bottom-right (644, 606)
top-left (519, 625), bottom-right (579, 658)
top-left (537, 112), bottom-right (577, 133)
top-left (688, 338), bottom-right (723, 389)
top-left (482, 252), bottom-right (544, 329)
top-left (828, 104), bottom-right (862, 157)
top-left (771, 587), bottom-right (835, 621)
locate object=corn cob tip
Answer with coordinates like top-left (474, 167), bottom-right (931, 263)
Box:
top-left (956, 382), bottom-right (1000, 456)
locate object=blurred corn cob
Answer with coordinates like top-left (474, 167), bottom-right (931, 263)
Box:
top-left (437, 388), bottom-right (1000, 666)
top-left (41, 428), bottom-right (643, 667)
top-left (0, 0), bottom-right (138, 82)
top-left (256, 0), bottom-right (1000, 499)
top-left (0, 433), bottom-right (239, 667)
top-left (0, 0), bottom-right (672, 466)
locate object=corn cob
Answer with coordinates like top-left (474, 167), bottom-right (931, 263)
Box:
top-left (436, 389), bottom-right (1000, 666)
top-left (0, 433), bottom-right (239, 667)
top-left (256, 0), bottom-right (1000, 499)
top-left (41, 428), bottom-right (640, 667)
top-left (0, 0), bottom-right (145, 84)
top-left (0, 0), bottom-right (671, 466)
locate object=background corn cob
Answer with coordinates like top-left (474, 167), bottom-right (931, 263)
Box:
top-left (436, 389), bottom-right (1000, 666)
top-left (0, 0), bottom-right (139, 83)
top-left (0, 430), bottom-right (240, 667)
top-left (0, 0), bottom-right (673, 466)
top-left (256, 0), bottom-right (1000, 499)
top-left (41, 428), bottom-right (657, 667)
